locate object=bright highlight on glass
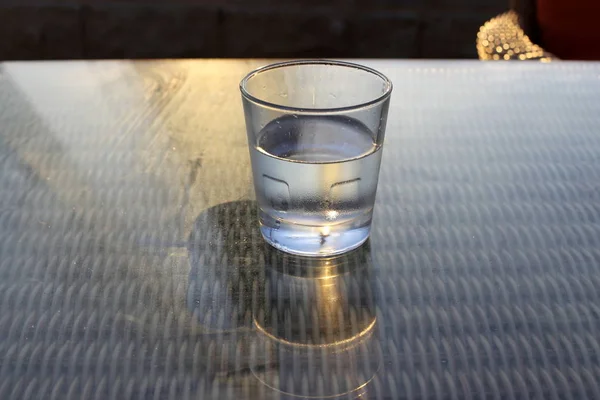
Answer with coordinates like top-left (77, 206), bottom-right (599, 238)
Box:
top-left (240, 60), bottom-right (392, 256)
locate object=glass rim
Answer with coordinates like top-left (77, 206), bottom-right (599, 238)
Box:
top-left (239, 60), bottom-right (393, 113)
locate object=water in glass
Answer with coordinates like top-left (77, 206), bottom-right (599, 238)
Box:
top-left (250, 114), bottom-right (382, 256)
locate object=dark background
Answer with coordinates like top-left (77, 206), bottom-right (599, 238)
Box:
top-left (1, 0), bottom-right (506, 60)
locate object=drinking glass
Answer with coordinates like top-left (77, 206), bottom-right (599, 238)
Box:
top-left (240, 60), bottom-right (392, 256)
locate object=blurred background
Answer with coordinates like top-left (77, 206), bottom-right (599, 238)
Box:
top-left (0, 0), bottom-right (507, 60)
top-left (4, 0), bottom-right (600, 61)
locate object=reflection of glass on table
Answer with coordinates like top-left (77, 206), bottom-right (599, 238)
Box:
top-left (251, 242), bottom-right (381, 398)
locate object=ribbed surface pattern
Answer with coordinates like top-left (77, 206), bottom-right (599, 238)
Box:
top-left (1, 60), bottom-right (600, 399)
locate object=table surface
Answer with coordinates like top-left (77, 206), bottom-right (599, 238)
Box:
top-left (2, 60), bottom-right (600, 400)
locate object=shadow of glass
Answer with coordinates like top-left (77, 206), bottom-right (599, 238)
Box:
top-left (187, 200), bottom-right (381, 399)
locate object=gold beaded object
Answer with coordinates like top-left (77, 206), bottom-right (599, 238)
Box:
top-left (477, 11), bottom-right (555, 61)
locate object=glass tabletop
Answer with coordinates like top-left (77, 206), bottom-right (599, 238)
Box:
top-left (1, 60), bottom-right (600, 399)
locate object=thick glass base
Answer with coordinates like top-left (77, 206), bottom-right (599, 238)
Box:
top-left (259, 211), bottom-right (371, 257)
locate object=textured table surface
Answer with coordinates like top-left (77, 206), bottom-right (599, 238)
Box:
top-left (1, 60), bottom-right (600, 400)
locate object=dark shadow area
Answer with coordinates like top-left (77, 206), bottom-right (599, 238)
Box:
top-left (0, 0), bottom-right (507, 60)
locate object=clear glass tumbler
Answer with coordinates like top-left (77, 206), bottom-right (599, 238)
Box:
top-left (240, 60), bottom-right (392, 256)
